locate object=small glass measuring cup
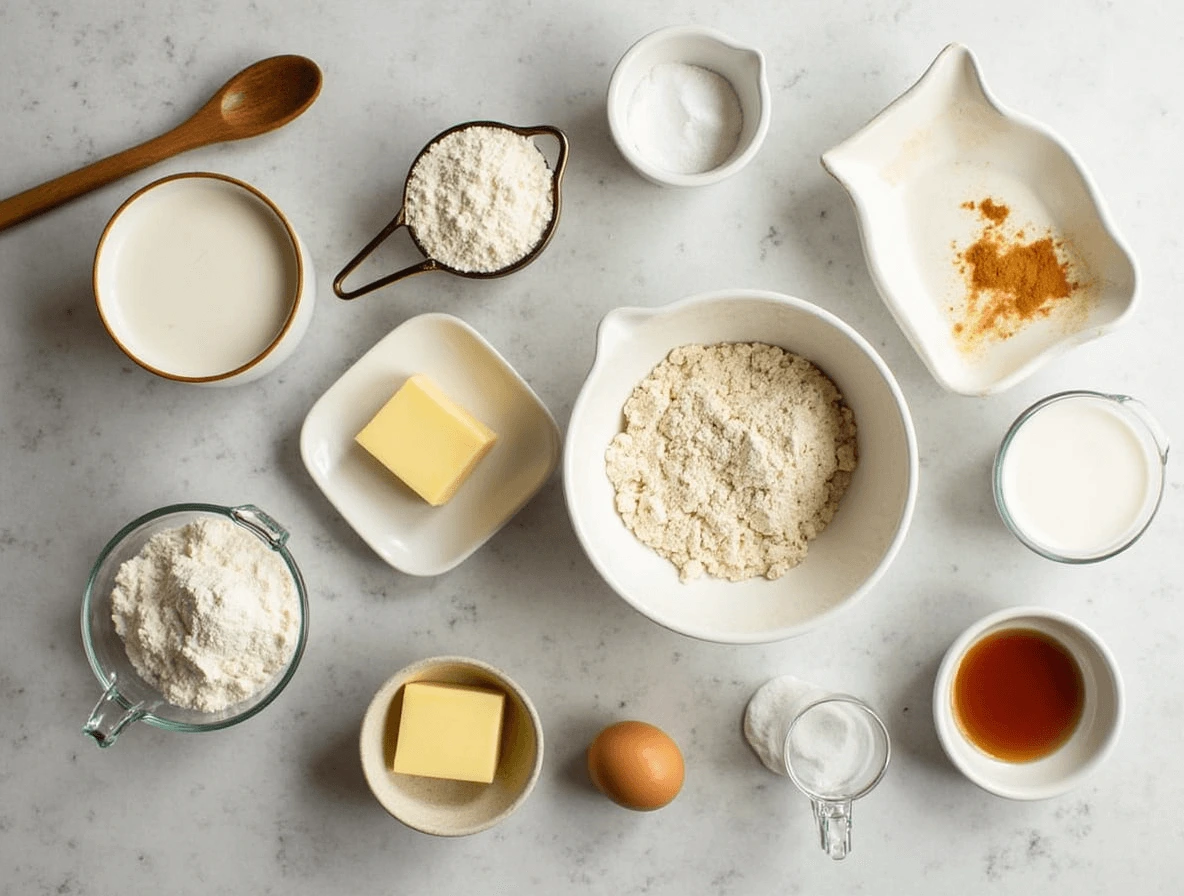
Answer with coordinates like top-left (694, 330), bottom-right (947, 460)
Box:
top-left (333, 120), bottom-right (569, 300)
top-left (783, 695), bottom-right (891, 860)
top-left (80, 503), bottom-right (309, 747)
top-left (993, 391), bottom-right (1169, 563)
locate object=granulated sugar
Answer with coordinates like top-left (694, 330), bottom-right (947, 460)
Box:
top-left (404, 125), bottom-right (554, 273)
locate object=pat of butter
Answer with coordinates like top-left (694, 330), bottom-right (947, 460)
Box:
top-left (355, 374), bottom-right (497, 506)
top-left (392, 681), bottom-right (506, 783)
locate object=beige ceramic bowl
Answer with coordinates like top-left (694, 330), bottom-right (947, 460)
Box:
top-left (360, 656), bottom-right (544, 836)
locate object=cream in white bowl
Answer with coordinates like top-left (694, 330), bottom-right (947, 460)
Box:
top-left (564, 290), bottom-right (918, 644)
top-left (607, 25), bottom-right (770, 187)
top-left (94, 172), bottom-right (315, 385)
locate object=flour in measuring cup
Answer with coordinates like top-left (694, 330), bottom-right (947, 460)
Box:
top-left (110, 517), bottom-right (300, 712)
top-left (404, 125), bottom-right (554, 273)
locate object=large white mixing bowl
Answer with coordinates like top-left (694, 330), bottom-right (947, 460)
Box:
top-left (564, 290), bottom-right (918, 643)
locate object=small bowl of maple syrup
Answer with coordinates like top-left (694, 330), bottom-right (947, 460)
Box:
top-left (932, 606), bottom-right (1123, 800)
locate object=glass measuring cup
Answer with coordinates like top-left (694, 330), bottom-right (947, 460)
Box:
top-left (332, 120), bottom-right (569, 300)
top-left (80, 503), bottom-right (309, 747)
top-left (993, 391), bottom-right (1169, 563)
top-left (783, 695), bottom-right (891, 860)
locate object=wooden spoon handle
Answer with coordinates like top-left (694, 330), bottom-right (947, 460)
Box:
top-left (0, 126), bottom-right (206, 232)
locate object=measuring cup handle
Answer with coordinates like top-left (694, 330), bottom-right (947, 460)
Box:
top-left (332, 209), bottom-right (438, 301)
top-left (812, 799), bottom-right (853, 860)
top-left (82, 679), bottom-right (147, 748)
top-left (520, 124), bottom-right (570, 183)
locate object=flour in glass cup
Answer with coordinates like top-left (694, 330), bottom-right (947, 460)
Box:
top-left (109, 517), bottom-right (300, 713)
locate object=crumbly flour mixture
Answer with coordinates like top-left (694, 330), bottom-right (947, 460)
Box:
top-left (110, 517), bottom-right (300, 712)
top-left (404, 125), bottom-right (554, 273)
top-left (605, 343), bottom-right (857, 582)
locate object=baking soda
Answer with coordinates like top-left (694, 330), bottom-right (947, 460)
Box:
top-left (626, 62), bottom-right (743, 175)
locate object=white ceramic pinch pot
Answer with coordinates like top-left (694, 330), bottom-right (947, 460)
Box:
top-left (564, 290), bottom-right (918, 644)
top-left (822, 44), bottom-right (1137, 395)
top-left (607, 25), bottom-right (771, 186)
top-left (94, 172), bottom-right (315, 386)
top-left (933, 606), bottom-right (1123, 800)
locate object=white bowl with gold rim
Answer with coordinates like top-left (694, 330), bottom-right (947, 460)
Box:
top-left (94, 171), bottom-right (315, 385)
top-left (822, 44), bottom-right (1137, 396)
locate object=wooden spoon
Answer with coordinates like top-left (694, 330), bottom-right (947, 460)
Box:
top-left (0, 54), bottom-right (322, 232)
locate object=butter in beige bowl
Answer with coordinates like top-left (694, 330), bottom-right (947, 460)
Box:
top-left (359, 656), bottom-right (544, 836)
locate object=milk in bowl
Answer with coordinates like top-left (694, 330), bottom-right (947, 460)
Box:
top-left (94, 172), bottom-right (314, 384)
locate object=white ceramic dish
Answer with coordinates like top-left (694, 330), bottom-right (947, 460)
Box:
top-left (300, 313), bottom-right (561, 576)
top-left (564, 290), bottom-right (918, 644)
top-left (933, 606), bottom-right (1123, 800)
top-left (360, 656), bottom-right (544, 836)
top-left (607, 24), bottom-right (770, 187)
top-left (822, 44), bottom-right (1138, 396)
top-left (94, 172), bottom-right (315, 386)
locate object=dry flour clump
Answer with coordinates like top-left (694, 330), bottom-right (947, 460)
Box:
top-left (110, 517), bottom-right (300, 712)
top-left (404, 125), bottom-right (554, 273)
top-left (605, 343), bottom-right (857, 582)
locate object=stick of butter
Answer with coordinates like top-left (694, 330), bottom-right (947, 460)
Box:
top-left (355, 374), bottom-right (497, 506)
top-left (392, 681), bottom-right (506, 783)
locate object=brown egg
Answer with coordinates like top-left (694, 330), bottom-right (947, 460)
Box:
top-left (587, 721), bottom-right (685, 810)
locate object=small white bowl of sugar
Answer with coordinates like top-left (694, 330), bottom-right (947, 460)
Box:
top-left (607, 25), bottom-right (770, 187)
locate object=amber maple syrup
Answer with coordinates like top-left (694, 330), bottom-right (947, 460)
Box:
top-left (952, 627), bottom-right (1085, 762)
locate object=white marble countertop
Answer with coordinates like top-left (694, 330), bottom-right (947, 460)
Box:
top-left (2, 1), bottom-right (1181, 892)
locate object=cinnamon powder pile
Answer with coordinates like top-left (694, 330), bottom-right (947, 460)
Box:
top-left (953, 199), bottom-right (1079, 345)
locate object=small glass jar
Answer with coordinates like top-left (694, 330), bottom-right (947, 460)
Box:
top-left (993, 391), bottom-right (1169, 563)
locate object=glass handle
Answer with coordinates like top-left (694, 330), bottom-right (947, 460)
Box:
top-left (813, 799), bottom-right (853, 861)
top-left (232, 504), bottom-right (289, 549)
top-left (82, 679), bottom-right (146, 749)
top-left (1114, 395), bottom-right (1171, 463)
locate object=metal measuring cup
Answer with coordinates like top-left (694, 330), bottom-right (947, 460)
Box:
top-left (332, 120), bottom-right (569, 300)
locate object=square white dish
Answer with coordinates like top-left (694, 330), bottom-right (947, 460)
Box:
top-left (822, 43), bottom-right (1138, 396)
top-left (300, 313), bottom-right (561, 576)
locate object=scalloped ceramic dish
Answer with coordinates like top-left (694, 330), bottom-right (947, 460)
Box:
top-left (563, 290), bottom-right (918, 644)
top-left (822, 44), bottom-right (1138, 396)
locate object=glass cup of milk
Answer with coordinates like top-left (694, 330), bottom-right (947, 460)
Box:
top-left (94, 172), bottom-right (315, 385)
top-left (994, 391), bottom-right (1169, 562)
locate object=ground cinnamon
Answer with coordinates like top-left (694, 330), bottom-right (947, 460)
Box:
top-left (953, 199), bottom-right (1077, 344)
